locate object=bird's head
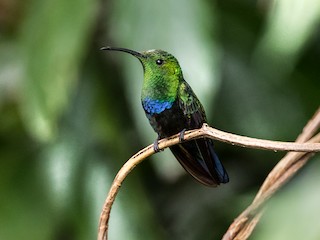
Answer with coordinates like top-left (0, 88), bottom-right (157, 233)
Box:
top-left (101, 47), bottom-right (183, 81)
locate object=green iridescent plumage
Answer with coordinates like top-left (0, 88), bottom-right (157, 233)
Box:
top-left (140, 49), bottom-right (181, 103)
top-left (103, 46), bottom-right (229, 186)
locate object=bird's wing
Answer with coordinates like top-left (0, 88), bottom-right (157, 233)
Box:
top-left (174, 80), bottom-right (229, 186)
top-left (178, 80), bottom-right (206, 127)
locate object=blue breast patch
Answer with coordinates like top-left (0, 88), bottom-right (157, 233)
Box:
top-left (142, 97), bottom-right (174, 115)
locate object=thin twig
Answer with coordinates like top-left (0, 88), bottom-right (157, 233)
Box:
top-left (201, 125), bottom-right (320, 152)
top-left (98, 109), bottom-right (320, 240)
top-left (222, 107), bottom-right (320, 240)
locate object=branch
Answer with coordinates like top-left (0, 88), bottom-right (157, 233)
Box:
top-left (97, 107), bottom-right (320, 240)
top-left (222, 107), bottom-right (320, 240)
top-left (200, 124), bottom-right (320, 152)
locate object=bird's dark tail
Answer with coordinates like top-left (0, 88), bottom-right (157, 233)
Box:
top-left (170, 138), bottom-right (229, 186)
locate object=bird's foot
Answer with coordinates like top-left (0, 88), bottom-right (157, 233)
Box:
top-left (153, 138), bottom-right (163, 152)
top-left (179, 129), bottom-right (186, 143)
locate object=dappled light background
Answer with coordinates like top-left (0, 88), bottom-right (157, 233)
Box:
top-left (0, 0), bottom-right (319, 239)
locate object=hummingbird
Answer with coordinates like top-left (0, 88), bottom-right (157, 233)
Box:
top-left (102, 46), bottom-right (229, 187)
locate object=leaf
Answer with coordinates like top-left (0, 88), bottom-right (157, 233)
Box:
top-left (253, 0), bottom-right (320, 77)
top-left (19, 0), bottom-right (97, 141)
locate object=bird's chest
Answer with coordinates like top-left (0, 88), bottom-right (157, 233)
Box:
top-left (142, 97), bottom-right (174, 115)
top-left (142, 99), bottom-right (187, 138)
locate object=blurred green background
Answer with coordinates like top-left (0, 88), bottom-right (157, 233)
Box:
top-left (0, 0), bottom-right (319, 239)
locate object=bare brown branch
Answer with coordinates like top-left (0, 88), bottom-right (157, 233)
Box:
top-left (98, 108), bottom-right (320, 240)
top-left (222, 108), bottom-right (320, 240)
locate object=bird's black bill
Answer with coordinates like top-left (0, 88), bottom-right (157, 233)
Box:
top-left (100, 46), bottom-right (145, 58)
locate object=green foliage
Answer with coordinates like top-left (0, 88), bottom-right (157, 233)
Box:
top-left (0, 0), bottom-right (319, 239)
top-left (19, 0), bottom-right (97, 141)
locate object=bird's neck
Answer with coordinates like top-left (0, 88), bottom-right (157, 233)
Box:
top-left (141, 74), bottom-right (181, 114)
top-left (141, 74), bottom-right (180, 102)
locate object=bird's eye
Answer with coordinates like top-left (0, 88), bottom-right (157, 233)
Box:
top-left (156, 59), bottom-right (164, 65)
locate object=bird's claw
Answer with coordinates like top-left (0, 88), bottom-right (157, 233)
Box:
top-left (153, 139), bottom-right (163, 152)
top-left (179, 129), bottom-right (186, 143)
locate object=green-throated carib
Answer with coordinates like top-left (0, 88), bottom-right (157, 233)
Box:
top-left (102, 46), bottom-right (229, 187)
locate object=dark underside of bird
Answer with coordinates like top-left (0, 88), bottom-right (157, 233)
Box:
top-left (146, 98), bottom-right (229, 187)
